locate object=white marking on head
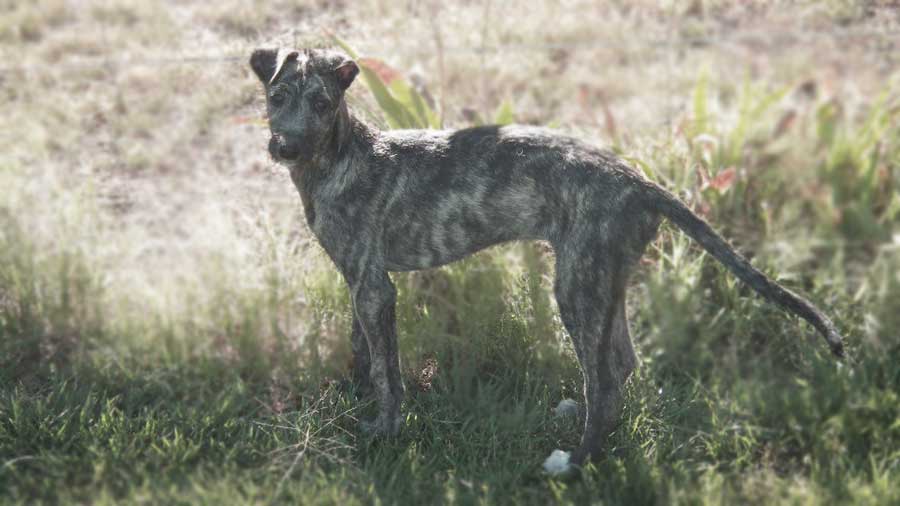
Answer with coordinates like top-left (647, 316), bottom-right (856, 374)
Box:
top-left (270, 49), bottom-right (301, 85)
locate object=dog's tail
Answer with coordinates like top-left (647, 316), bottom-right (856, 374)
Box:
top-left (640, 179), bottom-right (845, 358)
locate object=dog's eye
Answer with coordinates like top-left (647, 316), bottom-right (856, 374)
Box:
top-left (270, 91), bottom-right (287, 107)
top-left (314, 98), bottom-right (330, 113)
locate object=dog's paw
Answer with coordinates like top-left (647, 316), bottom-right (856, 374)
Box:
top-left (542, 449), bottom-right (572, 476)
top-left (554, 398), bottom-right (579, 418)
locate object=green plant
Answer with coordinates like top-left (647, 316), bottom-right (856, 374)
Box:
top-left (331, 34), bottom-right (519, 129)
top-left (816, 91), bottom-right (900, 245)
top-left (687, 71), bottom-right (792, 226)
top-left (331, 35), bottom-right (441, 129)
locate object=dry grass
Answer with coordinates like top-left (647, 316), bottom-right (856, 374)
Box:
top-left (3, 0), bottom-right (896, 334)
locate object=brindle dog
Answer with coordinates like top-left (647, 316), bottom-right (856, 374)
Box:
top-left (249, 47), bottom-right (844, 474)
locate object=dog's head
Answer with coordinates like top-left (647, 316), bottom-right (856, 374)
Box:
top-left (249, 48), bottom-right (359, 164)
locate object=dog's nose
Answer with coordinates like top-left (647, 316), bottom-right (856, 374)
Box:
top-left (269, 136), bottom-right (303, 161)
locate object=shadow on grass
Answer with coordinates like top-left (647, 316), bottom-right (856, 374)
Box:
top-left (3, 238), bottom-right (899, 505)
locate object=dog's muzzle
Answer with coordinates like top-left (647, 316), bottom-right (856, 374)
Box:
top-left (269, 136), bottom-right (306, 162)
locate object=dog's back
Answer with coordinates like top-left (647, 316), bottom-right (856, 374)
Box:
top-left (348, 125), bottom-right (648, 271)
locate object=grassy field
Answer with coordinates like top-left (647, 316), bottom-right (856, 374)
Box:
top-left (2, 1), bottom-right (899, 504)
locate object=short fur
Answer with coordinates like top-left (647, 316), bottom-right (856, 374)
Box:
top-left (250, 48), bottom-right (844, 470)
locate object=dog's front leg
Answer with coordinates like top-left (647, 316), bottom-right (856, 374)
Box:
top-left (348, 268), bottom-right (405, 436)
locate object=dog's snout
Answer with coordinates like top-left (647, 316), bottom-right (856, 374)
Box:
top-left (269, 136), bottom-right (304, 161)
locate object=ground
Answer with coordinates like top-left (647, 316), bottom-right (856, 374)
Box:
top-left (1, 1), bottom-right (899, 504)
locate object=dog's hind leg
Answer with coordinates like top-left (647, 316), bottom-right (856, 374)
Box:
top-left (544, 233), bottom-right (638, 474)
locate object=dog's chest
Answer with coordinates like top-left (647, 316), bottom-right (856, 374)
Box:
top-left (306, 192), bottom-right (375, 266)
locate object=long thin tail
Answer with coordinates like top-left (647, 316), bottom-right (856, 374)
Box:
top-left (642, 180), bottom-right (845, 358)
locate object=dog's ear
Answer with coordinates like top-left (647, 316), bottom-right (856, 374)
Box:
top-left (250, 48), bottom-right (300, 85)
top-left (335, 58), bottom-right (359, 91)
top-left (250, 48), bottom-right (278, 83)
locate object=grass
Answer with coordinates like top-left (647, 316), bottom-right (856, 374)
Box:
top-left (2, 1), bottom-right (900, 504)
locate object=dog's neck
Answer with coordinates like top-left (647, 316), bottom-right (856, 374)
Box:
top-left (289, 103), bottom-right (376, 218)
top-left (291, 102), bottom-right (371, 173)
top-left (331, 100), bottom-right (361, 159)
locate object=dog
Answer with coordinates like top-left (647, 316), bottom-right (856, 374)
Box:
top-left (249, 47), bottom-right (844, 474)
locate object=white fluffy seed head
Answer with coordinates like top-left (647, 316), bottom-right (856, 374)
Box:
top-left (542, 449), bottom-right (572, 475)
top-left (554, 398), bottom-right (579, 418)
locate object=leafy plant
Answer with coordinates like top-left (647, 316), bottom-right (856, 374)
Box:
top-left (689, 72), bottom-right (790, 186)
top-left (331, 35), bottom-right (441, 129)
top-left (331, 34), bottom-right (518, 129)
top-left (816, 91), bottom-right (900, 244)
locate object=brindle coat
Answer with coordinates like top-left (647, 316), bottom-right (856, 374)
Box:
top-left (249, 48), bottom-right (844, 472)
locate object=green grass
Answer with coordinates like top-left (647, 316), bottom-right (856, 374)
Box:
top-left (3, 1), bottom-right (900, 504)
top-left (2, 242), bottom-right (899, 505)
